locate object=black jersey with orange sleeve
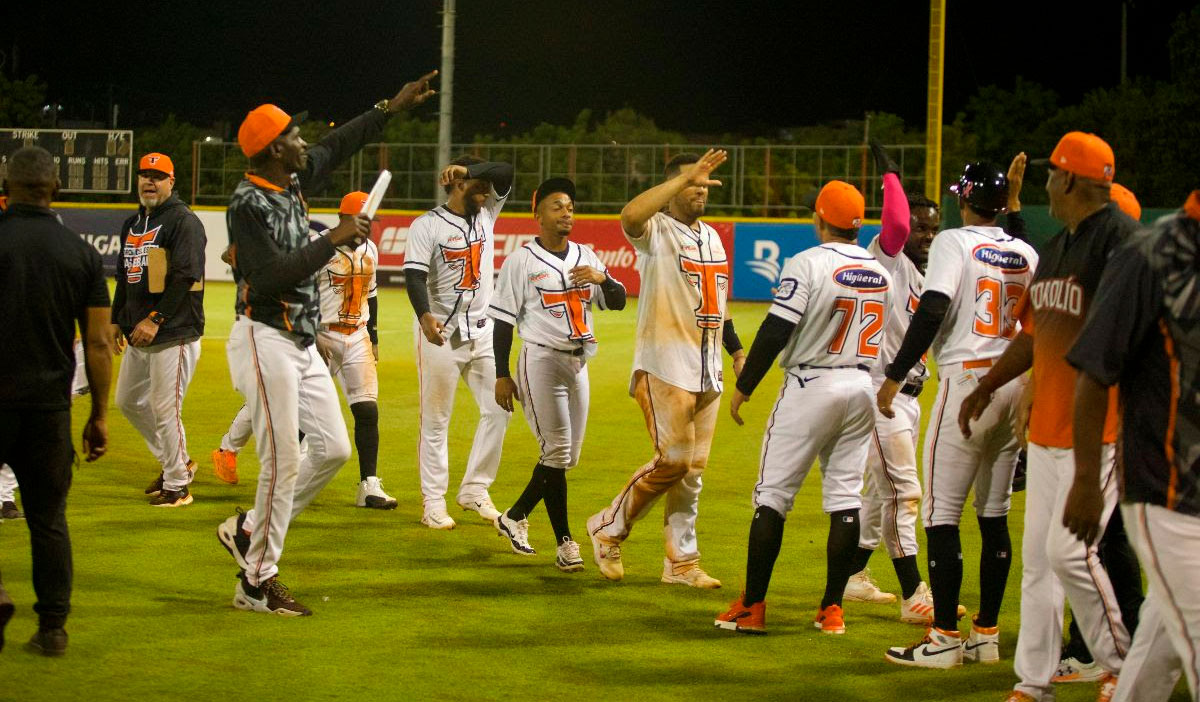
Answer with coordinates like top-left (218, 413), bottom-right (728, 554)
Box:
top-left (1067, 194), bottom-right (1200, 516)
top-left (1018, 202), bottom-right (1137, 448)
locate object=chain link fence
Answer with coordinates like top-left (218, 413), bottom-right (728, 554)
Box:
top-left (191, 141), bottom-right (926, 217)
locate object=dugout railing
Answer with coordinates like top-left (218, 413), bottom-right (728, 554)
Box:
top-left (190, 141), bottom-right (926, 217)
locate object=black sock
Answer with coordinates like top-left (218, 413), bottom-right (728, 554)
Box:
top-left (744, 506), bottom-right (785, 605)
top-left (850, 546), bottom-right (874, 575)
top-left (821, 509), bottom-right (861, 609)
top-left (508, 464), bottom-right (550, 521)
top-left (926, 524), bottom-right (963, 631)
top-left (892, 555), bottom-right (923, 600)
top-left (976, 515), bottom-right (1011, 628)
top-left (350, 401), bottom-right (379, 481)
top-left (540, 465), bottom-right (571, 543)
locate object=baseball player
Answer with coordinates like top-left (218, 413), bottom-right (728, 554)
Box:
top-left (216, 72), bottom-right (437, 616)
top-left (880, 162), bottom-right (1037, 668)
top-left (404, 156), bottom-right (514, 530)
top-left (958, 134), bottom-right (1136, 701)
top-left (110, 152), bottom-right (206, 507)
top-left (311, 192), bottom-right (394, 509)
top-left (488, 177), bottom-right (627, 570)
top-left (586, 149), bottom-right (745, 587)
top-left (842, 143), bottom-right (940, 622)
top-left (1065, 189), bottom-right (1200, 702)
top-left (715, 180), bottom-right (889, 635)
top-left (0, 466), bottom-right (20, 520)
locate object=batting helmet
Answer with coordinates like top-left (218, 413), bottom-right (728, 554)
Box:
top-left (949, 162), bottom-right (1009, 215)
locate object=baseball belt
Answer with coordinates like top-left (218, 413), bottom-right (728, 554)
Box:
top-left (530, 341), bottom-right (586, 357)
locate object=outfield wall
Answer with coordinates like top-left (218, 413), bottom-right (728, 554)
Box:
top-left (53, 202), bottom-right (1176, 302)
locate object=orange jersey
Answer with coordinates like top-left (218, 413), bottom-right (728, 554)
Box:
top-left (1020, 205), bottom-right (1137, 447)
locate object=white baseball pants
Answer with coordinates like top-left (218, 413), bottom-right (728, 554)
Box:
top-left (316, 327), bottom-right (378, 405)
top-left (1014, 443), bottom-right (1129, 699)
top-left (591, 371), bottom-right (718, 566)
top-left (220, 404), bottom-right (253, 454)
top-left (860, 388), bottom-right (922, 558)
top-left (227, 318), bottom-right (351, 587)
top-left (0, 464), bottom-right (16, 503)
top-left (515, 343), bottom-right (589, 470)
top-left (415, 322), bottom-right (509, 509)
top-left (115, 336), bottom-right (201, 491)
top-left (753, 368), bottom-right (873, 517)
top-left (922, 362), bottom-right (1024, 527)
top-left (1113, 502), bottom-right (1200, 702)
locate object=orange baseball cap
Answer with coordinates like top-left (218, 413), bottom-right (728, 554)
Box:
top-left (815, 180), bottom-right (865, 230)
top-left (339, 191), bottom-right (370, 215)
top-left (237, 104), bottom-right (307, 158)
top-left (1110, 183), bottom-right (1141, 220)
top-left (1032, 132), bottom-right (1115, 182)
top-left (138, 152), bottom-right (174, 177)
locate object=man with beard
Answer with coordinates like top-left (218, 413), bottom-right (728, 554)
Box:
top-left (404, 155), bottom-right (514, 530)
top-left (110, 153), bottom-right (206, 506)
top-left (587, 150), bottom-right (745, 586)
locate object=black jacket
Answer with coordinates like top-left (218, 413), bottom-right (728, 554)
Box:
top-left (113, 193), bottom-right (206, 343)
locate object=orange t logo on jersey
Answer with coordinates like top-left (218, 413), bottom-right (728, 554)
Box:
top-left (678, 256), bottom-right (728, 330)
top-left (327, 250), bottom-right (374, 322)
top-left (539, 287), bottom-right (593, 341)
top-left (440, 239), bottom-right (484, 292)
top-left (123, 225), bottom-right (162, 284)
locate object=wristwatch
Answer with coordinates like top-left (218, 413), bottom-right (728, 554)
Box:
top-left (148, 310), bottom-right (166, 325)
top-left (374, 99), bottom-right (391, 113)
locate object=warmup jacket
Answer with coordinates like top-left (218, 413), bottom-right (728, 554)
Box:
top-left (112, 193), bottom-right (206, 343)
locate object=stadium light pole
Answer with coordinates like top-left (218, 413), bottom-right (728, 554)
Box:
top-left (925, 0), bottom-right (946, 201)
top-left (436, 0), bottom-right (456, 202)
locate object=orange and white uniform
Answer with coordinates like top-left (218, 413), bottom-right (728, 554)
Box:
top-left (590, 211), bottom-right (730, 571)
top-left (311, 229), bottom-right (379, 405)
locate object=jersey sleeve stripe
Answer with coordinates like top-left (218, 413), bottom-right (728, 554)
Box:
top-left (403, 260), bottom-right (430, 270)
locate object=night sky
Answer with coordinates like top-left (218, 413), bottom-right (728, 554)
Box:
top-left (2, 1), bottom-right (1194, 137)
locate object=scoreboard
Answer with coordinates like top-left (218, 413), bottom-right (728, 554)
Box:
top-left (2, 129), bottom-right (135, 194)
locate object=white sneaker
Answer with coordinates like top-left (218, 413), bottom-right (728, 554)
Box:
top-left (844, 568), bottom-right (897, 603)
top-left (457, 493), bottom-right (501, 521)
top-left (555, 537), bottom-right (584, 572)
top-left (661, 560), bottom-right (722, 589)
top-left (356, 477), bottom-right (397, 510)
top-left (899, 582), bottom-right (968, 625)
top-left (495, 511), bottom-right (535, 555)
top-left (1051, 656), bottom-right (1106, 683)
top-left (963, 618), bottom-right (1000, 664)
top-left (586, 512), bottom-right (623, 581)
top-left (885, 627), bottom-right (963, 668)
top-left (421, 507), bottom-right (456, 530)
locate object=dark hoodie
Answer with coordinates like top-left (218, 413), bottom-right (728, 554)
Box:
top-left (112, 192), bottom-right (206, 343)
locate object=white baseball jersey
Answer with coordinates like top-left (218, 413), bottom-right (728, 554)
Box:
top-left (922, 226), bottom-right (1038, 364)
top-left (488, 240), bottom-right (622, 358)
top-left (404, 188), bottom-right (508, 341)
top-left (867, 236), bottom-right (928, 385)
top-left (770, 242), bottom-right (892, 370)
top-left (309, 231), bottom-right (378, 329)
top-left (627, 212), bottom-right (728, 393)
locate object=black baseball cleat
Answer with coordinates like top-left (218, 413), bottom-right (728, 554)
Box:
top-left (149, 486), bottom-right (193, 507)
top-left (217, 508), bottom-right (251, 571)
top-left (0, 581), bottom-right (14, 653)
top-left (0, 501), bottom-right (23, 520)
top-left (233, 573), bottom-right (312, 617)
top-left (144, 473), bottom-right (164, 496)
top-left (26, 627), bottom-right (68, 657)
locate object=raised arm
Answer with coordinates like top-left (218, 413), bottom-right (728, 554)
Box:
top-left (870, 141), bottom-right (910, 257)
top-left (620, 149), bottom-right (726, 237)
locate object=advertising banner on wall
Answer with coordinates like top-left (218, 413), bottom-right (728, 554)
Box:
top-left (731, 222), bottom-right (881, 301)
top-left (58, 206), bottom-right (136, 276)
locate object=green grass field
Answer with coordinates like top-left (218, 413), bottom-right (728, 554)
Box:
top-left (0, 282), bottom-right (1186, 701)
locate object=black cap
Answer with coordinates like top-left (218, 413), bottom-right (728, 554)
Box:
top-left (532, 177), bottom-right (576, 212)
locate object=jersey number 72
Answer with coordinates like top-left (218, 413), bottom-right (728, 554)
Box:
top-left (828, 297), bottom-right (885, 358)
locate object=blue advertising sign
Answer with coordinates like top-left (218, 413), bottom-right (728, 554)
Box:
top-left (731, 222), bottom-right (881, 301)
top-left (58, 207), bottom-right (136, 276)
